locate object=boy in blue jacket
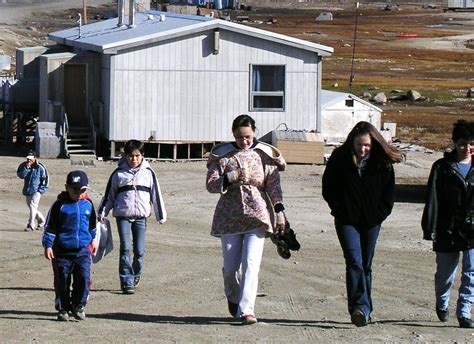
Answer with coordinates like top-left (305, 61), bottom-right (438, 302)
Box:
top-left (42, 170), bottom-right (97, 321)
top-left (17, 150), bottom-right (49, 231)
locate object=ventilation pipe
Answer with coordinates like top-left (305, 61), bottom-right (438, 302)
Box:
top-left (213, 29), bottom-right (220, 55)
top-left (117, 0), bottom-right (125, 27)
top-left (128, 0), bottom-right (136, 28)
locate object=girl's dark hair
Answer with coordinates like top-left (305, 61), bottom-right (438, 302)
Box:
top-left (452, 120), bottom-right (474, 142)
top-left (232, 114), bottom-right (256, 132)
top-left (124, 139), bottom-right (145, 155)
top-left (342, 121), bottom-right (405, 164)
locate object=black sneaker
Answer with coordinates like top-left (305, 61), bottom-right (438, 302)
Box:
top-left (134, 276), bottom-right (140, 288)
top-left (282, 226), bottom-right (301, 251)
top-left (122, 287), bottom-right (135, 295)
top-left (24, 225), bottom-right (34, 232)
top-left (436, 308), bottom-right (449, 322)
top-left (227, 300), bottom-right (238, 317)
top-left (458, 317), bottom-right (474, 328)
top-left (351, 309), bottom-right (368, 327)
top-left (271, 234), bottom-right (291, 259)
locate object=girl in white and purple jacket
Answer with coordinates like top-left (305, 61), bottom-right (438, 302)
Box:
top-left (99, 140), bottom-right (166, 294)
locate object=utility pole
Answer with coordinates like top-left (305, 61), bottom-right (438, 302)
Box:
top-left (349, 1), bottom-right (359, 92)
top-left (83, 0), bottom-right (88, 24)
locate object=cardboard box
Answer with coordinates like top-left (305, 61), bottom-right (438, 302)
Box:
top-left (261, 130), bottom-right (324, 164)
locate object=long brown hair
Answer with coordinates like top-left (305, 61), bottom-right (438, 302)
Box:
top-left (342, 121), bottom-right (405, 164)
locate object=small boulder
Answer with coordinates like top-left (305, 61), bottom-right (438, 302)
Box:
top-left (407, 89), bottom-right (422, 101)
top-left (372, 92), bottom-right (387, 105)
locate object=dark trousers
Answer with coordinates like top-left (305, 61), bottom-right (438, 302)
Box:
top-left (54, 246), bottom-right (91, 311)
top-left (335, 220), bottom-right (380, 319)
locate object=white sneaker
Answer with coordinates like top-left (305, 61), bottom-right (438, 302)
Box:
top-left (72, 306), bottom-right (86, 320)
top-left (57, 310), bottom-right (69, 321)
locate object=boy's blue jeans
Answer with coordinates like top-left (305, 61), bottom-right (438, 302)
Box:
top-left (55, 246), bottom-right (91, 311)
top-left (435, 249), bottom-right (474, 319)
top-left (335, 220), bottom-right (381, 320)
top-left (116, 217), bottom-right (147, 289)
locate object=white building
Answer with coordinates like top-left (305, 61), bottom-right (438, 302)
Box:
top-left (18, 9), bottom-right (333, 158)
top-left (321, 89), bottom-right (382, 143)
top-left (447, 0), bottom-right (474, 10)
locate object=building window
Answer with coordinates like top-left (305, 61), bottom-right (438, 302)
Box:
top-left (345, 99), bottom-right (354, 107)
top-left (250, 65), bottom-right (285, 111)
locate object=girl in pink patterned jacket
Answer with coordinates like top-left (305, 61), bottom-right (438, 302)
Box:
top-left (206, 114), bottom-right (287, 325)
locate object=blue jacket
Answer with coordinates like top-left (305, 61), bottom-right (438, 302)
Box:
top-left (42, 192), bottom-right (97, 251)
top-left (17, 161), bottom-right (49, 196)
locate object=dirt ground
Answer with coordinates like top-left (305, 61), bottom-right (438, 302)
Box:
top-left (3, 150), bottom-right (474, 343)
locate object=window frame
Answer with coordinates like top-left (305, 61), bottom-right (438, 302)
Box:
top-left (249, 64), bottom-right (286, 112)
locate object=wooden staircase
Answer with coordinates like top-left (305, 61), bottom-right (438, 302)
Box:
top-left (65, 126), bottom-right (96, 157)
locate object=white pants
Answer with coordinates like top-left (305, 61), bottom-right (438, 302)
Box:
top-left (26, 192), bottom-right (45, 229)
top-left (221, 229), bottom-right (266, 317)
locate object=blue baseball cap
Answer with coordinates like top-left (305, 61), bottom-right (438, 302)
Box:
top-left (66, 170), bottom-right (89, 189)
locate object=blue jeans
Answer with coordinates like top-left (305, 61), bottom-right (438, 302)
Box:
top-left (335, 220), bottom-right (381, 319)
top-left (54, 246), bottom-right (91, 311)
top-left (435, 249), bottom-right (474, 319)
top-left (116, 217), bottom-right (147, 289)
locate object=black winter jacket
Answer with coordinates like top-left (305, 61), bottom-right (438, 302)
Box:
top-left (421, 151), bottom-right (474, 252)
top-left (322, 145), bottom-right (395, 228)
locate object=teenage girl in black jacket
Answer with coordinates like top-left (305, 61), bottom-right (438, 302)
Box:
top-left (322, 121), bottom-right (404, 327)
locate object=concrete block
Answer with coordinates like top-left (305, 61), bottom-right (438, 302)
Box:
top-left (35, 121), bottom-right (62, 158)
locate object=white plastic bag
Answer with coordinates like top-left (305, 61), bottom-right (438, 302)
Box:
top-left (92, 219), bottom-right (114, 264)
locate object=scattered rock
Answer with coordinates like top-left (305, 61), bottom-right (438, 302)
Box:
top-left (316, 12), bottom-right (333, 21)
top-left (333, 82), bottom-right (339, 88)
top-left (372, 92), bottom-right (387, 104)
top-left (362, 91), bottom-right (372, 99)
top-left (468, 87), bottom-right (474, 98)
top-left (407, 89), bottom-right (424, 101)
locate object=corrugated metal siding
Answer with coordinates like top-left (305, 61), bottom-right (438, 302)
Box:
top-left (107, 29), bottom-right (320, 142)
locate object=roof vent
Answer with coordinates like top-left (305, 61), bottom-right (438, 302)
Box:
top-left (128, 0), bottom-right (136, 28)
top-left (117, 0), bottom-right (125, 27)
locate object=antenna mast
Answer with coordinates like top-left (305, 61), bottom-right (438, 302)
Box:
top-left (349, 2), bottom-right (360, 92)
top-left (77, 13), bottom-right (82, 38)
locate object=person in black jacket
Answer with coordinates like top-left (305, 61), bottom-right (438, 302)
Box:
top-left (422, 120), bottom-right (474, 329)
top-left (322, 121), bottom-right (405, 327)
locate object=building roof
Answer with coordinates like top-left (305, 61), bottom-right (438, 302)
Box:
top-left (48, 11), bottom-right (333, 56)
top-left (321, 89), bottom-right (382, 112)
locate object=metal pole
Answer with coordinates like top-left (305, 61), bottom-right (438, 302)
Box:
top-left (83, 0), bottom-right (88, 24)
top-left (349, 2), bottom-right (359, 92)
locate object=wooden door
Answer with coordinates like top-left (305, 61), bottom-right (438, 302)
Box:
top-left (64, 64), bottom-right (87, 127)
